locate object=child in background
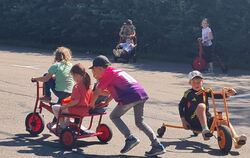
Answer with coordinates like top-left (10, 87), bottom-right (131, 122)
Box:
top-left (51, 63), bottom-right (93, 130)
top-left (199, 18), bottom-right (214, 73)
top-left (89, 55), bottom-right (166, 157)
top-left (32, 47), bottom-right (74, 103)
top-left (113, 38), bottom-right (135, 57)
top-left (179, 70), bottom-right (247, 148)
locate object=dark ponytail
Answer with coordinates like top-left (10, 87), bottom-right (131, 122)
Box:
top-left (83, 72), bottom-right (91, 90)
top-left (70, 63), bottom-right (91, 89)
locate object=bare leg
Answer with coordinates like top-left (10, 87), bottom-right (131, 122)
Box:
top-left (195, 103), bottom-right (212, 140)
top-left (195, 103), bottom-right (208, 129)
top-left (208, 62), bottom-right (214, 73)
top-left (52, 104), bottom-right (68, 129)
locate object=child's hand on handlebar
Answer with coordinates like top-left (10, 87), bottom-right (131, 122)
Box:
top-left (31, 77), bottom-right (36, 82)
top-left (225, 88), bottom-right (237, 96)
top-left (96, 101), bottom-right (108, 108)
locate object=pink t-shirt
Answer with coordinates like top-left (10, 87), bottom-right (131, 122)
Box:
top-left (68, 82), bottom-right (93, 115)
top-left (97, 67), bottom-right (148, 105)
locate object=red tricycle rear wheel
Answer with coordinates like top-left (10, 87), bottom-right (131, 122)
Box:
top-left (25, 112), bottom-right (44, 136)
top-left (60, 128), bottom-right (76, 149)
top-left (96, 124), bottom-right (113, 143)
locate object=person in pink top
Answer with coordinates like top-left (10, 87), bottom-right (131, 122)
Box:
top-left (51, 63), bottom-right (93, 129)
top-left (89, 55), bottom-right (166, 157)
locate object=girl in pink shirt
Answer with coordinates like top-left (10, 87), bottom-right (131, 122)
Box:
top-left (89, 55), bottom-right (165, 157)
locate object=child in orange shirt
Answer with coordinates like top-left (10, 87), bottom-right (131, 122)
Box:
top-left (51, 63), bottom-right (93, 129)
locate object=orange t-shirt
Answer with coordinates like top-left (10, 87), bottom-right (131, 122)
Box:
top-left (68, 82), bottom-right (93, 116)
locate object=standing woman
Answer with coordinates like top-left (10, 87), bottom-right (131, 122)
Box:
top-left (119, 19), bottom-right (136, 42)
top-left (200, 18), bottom-right (214, 73)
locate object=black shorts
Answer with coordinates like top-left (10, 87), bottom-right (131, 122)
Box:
top-left (203, 45), bottom-right (213, 63)
top-left (184, 103), bottom-right (199, 120)
top-left (186, 116), bottom-right (214, 131)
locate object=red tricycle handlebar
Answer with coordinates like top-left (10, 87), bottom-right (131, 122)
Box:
top-left (31, 78), bottom-right (37, 83)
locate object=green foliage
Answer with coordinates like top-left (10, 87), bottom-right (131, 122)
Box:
top-left (0, 0), bottom-right (250, 69)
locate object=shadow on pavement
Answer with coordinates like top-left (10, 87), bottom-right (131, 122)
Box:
top-left (161, 137), bottom-right (240, 156)
top-left (0, 133), bottom-right (146, 158)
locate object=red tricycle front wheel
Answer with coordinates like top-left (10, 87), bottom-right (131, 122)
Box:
top-left (25, 112), bottom-right (44, 136)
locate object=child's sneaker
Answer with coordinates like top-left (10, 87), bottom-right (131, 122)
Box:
top-left (145, 143), bottom-right (166, 157)
top-left (120, 135), bottom-right (140, 153)
top-left (234, 134), bottom-right (247, 149)
top-left (202, 129), bottom-right (213, 140)
top-left (47, 122), bottom-right (56, 132)
top-left (113, 49), bottom-right (120, 57)
top-left (40, 96), bottom-right (51, 103)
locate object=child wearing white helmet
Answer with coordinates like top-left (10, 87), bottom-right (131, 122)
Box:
top-left (178, 71), bottom-right (246, 148)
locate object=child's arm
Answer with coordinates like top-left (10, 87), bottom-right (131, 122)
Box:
top-left (32, 73), bottom-right (53, 82)
top-left (90, 87), bottom-right (103, 108)
top-left (181, 117), bottom-right (190, 130)
top-left (98, 95), bottom-right (113, 107)
top-left (129, 31), bottom-right (136, 38)
top-left (119, 26), bottom-right (124, 37)
top-left (105, 95), bottom-right (113, 104)
top-left (61, 99), bottom-right (79, 110)
top-left (208, 31), bottom-right (213, 41)
top-left (207, 88), bottom-right (237, 99)
top-left (179, 97), bottom-right (190, 129)
top-left (178, 97), bottom-right (186, 118)
top-left (99, 89), bottom-right (110, 96)
top-left (208, 92), bottom-right (223, 99)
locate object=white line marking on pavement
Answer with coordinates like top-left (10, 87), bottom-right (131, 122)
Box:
top-left (12, 64), bottom-right (39, 70)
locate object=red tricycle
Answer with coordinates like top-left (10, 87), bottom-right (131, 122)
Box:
top-left (25, 81), bottom-right (113, 149)
top-left (192, 39), bottom-right (207, 71)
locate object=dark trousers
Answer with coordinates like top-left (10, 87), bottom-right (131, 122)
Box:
top-left (43, 76), bottom-right (71, 104)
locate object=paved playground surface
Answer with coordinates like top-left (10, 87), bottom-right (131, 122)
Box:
top-left (0, 46), bottom-right (249, 158)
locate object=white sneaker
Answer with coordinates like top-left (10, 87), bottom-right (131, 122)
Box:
top-left (113, 49), bottom-right (120, 57)
top-left (235, 134), bottom-right (247, 149)
top-left (47, 122), bottom-right (57, 133)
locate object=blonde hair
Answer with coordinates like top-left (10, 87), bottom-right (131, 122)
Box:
top-left (202, 18), bottom-right (209, 26)
top-left (53, 46), bottom-right (72, 63)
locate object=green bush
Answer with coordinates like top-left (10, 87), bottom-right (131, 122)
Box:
top-left (0, 0), bottom-right (250, 69)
